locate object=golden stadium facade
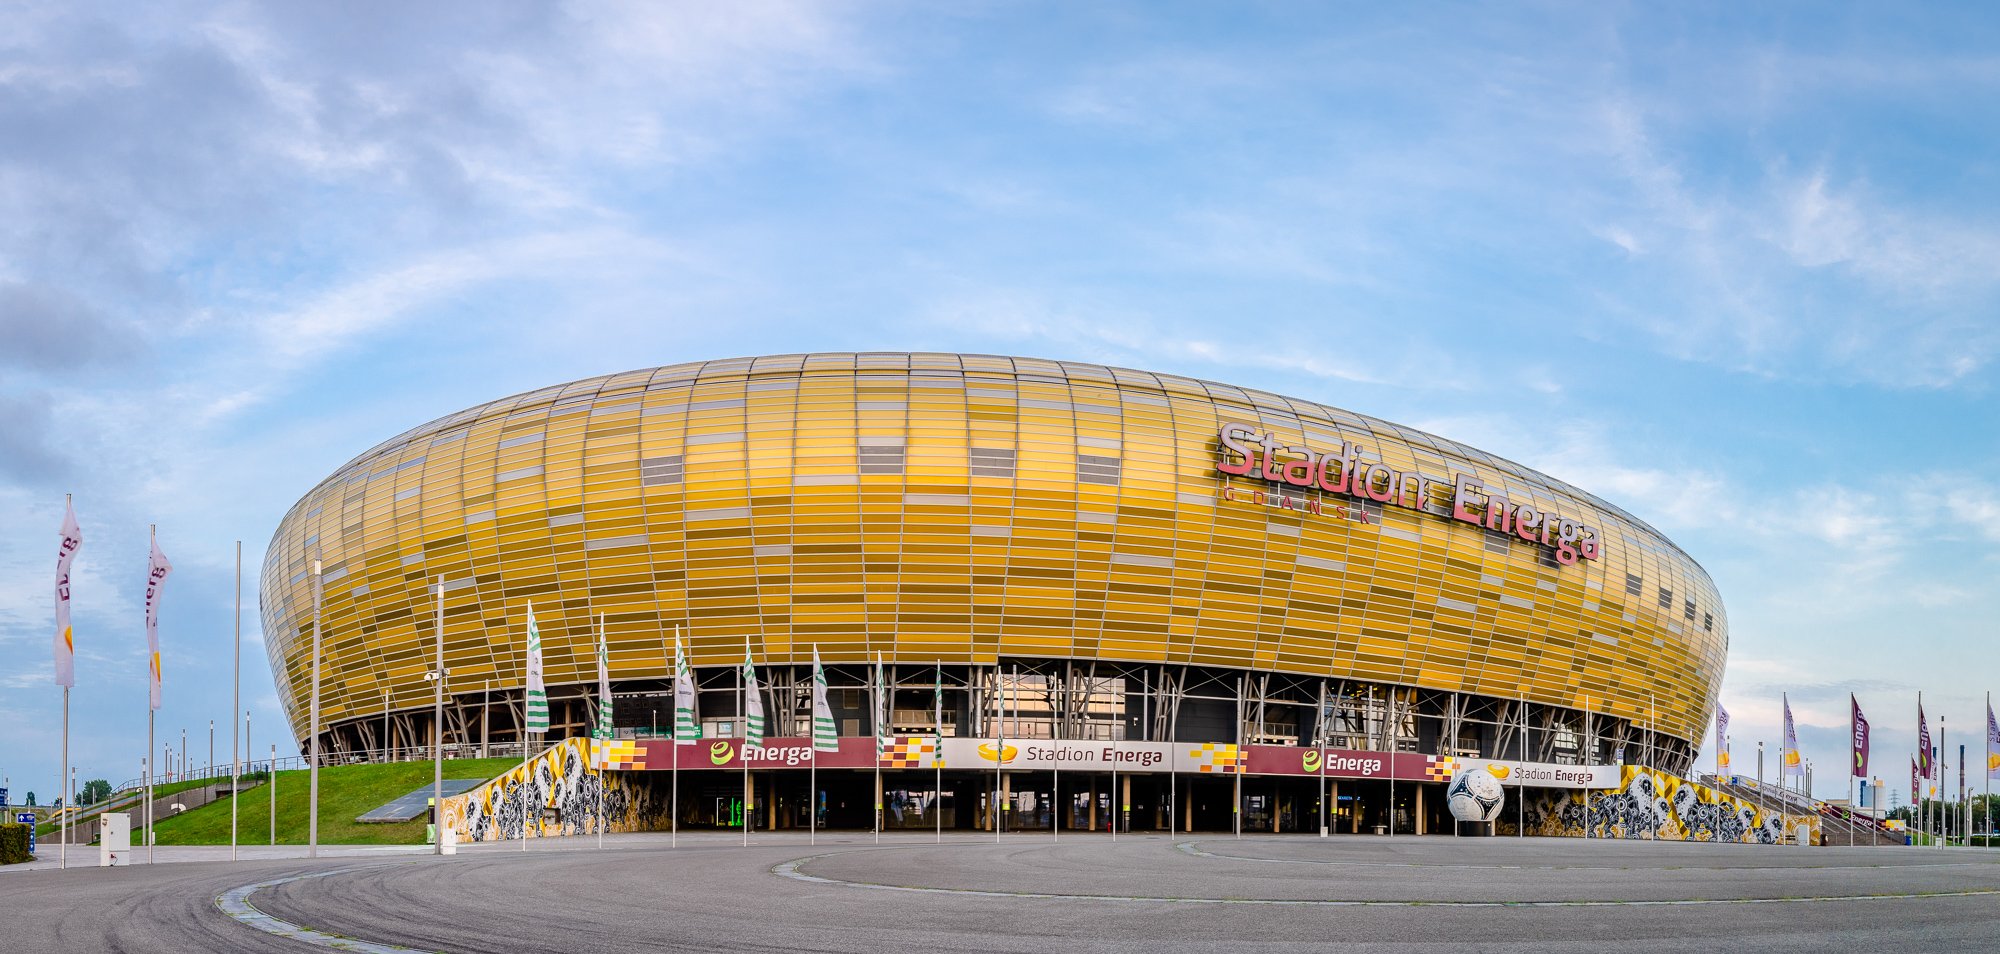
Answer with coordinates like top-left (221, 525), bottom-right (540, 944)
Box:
top-left (261, 353), bottom-right (1725, 834)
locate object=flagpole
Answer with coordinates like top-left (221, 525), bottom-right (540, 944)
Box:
top-left (809, 646), bottom-right (816, 846)
top-left (149, 524), bottom-right (159, 864)
top-left (874, 653), bottom-right (882, 845)
top-left (61, 685), bottom-right (68, 869)
top-left (742, 636), bottom-right (750, 848)
top-left (431, 578), bottom-right (444, 856)
top-left (672, 625), bottom-right (681, 849)
top-left (994, 664), bottom-right (1003, 843)
top-left (934, 664), bottom-right (943, 845)
top-left (521, 721), bottom-right (530, 852)
top-left (592, 608), bottom-right (600, 848)
top-left (308, 553), bottom-right (322, 859)
top-left (59, 494), bottom-right (73, 871)
top-left (232, 541), bottom-right (241, 861)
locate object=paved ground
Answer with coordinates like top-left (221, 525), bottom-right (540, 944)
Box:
top-left (3, 833), bottom-right (1998, 952)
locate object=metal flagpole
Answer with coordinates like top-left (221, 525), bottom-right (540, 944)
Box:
top-left (232, 541), bottom-right (240, 861)
top-left (935, 664), bottom-right (943, 845)
top-left (308, 556), bottom-right (322, 858)
top-left (61, 687), bottom-right (68, 869)
top-left (1053, 668), bottom-right (1062, 844)
top-left (1939, 718), bottom-right (1945, 849)
top-left (1317, 682), bottom-right (1327, 838)
top-left (431, 579), bottom-right (444, 856)
top-left (1387, 687), bottom-right (1396, 839)
top-left (269, 744), bottom-right (275, 844)
top-left (742, 637), bottom-right (750, 849)
top-left (809, 655), bottom-right (817, 847)
top-left (598, 613), bottom-right (606, 851)
top-left (672, 628), bottom-right (679, 848)
top-left (995, 664), bottom-right (1003, 843)
top-left (149, 524), bottom-right (160, 863)
top-left (1987, 692), bottom-right (1992, 849)
top-left (1233, 680), bottom-right (1242, 840)
top-left (521, 729), bottom-right (531, 852)
top-left (874, 654), bottom-right (882, 845)
top-left (59, 493), bottom-right (75, 870)
top-left (1520, 691), bottom-right (1527, 839)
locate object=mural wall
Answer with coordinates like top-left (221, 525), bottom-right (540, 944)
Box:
top-left (1498, 766), bottom-right (1817, 843)
top-left (441, 739), bottom-right (669, 844)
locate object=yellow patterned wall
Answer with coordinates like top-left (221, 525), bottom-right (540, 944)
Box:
top-left (261, 354), bottom-right (1725, 748)
top-left (440, 739), bottom-right (662, 842)
top-left (1509, 766), bottom-right (1815, 843)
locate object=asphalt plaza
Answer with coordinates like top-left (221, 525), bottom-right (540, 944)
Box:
top-left (3, 833), bottom-right (1998, 953)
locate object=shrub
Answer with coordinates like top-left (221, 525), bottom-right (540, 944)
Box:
top-left (0, 823), bottom-right (29, 864)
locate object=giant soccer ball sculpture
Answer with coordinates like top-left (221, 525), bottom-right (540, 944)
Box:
top-left (1447, 767), bottom-right (1506, 824)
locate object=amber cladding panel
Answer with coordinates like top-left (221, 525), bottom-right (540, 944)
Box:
top-left (261, 354), bottom-right (1727, 748)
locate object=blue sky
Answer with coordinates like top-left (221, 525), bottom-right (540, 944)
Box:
top-left (1, 2), bottom-right (1995, 802)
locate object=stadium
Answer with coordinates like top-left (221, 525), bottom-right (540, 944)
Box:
top-left (260, 352), bottom-right (1726, 836)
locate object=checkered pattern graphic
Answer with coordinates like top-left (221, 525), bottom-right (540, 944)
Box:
top-left (1187, 743), bottom-right (1241, 774)
top-left (878, 737), bottom-right (938, 769)
top-left (598, 739), bottom-right (646, 771)
top-left (1424, 755), bottom-right (1457, 781)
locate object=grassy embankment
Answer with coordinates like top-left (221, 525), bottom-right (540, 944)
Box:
top-left (34, 774), bottom-right (266, 836)
top-left (147, 758), bottom-right (517, 846)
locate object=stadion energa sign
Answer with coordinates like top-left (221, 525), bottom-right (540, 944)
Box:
top-left (1214, 423), bottom-right (1604, 565)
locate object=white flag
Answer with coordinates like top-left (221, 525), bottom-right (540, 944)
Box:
top-left (742, 649), bottom-right (765, 748)
top-left (54, 500), bottom-right (81, 688)
top-left (594, 620), bottom-right (612, 738)
top-left (672, 630), bottom-right (698, 742)
top-left (523, 601), bottom-right (547, 734)
top-left (144, 536), bottom-right (172, 710)
top-left (811, 646), bottom-right (837, 752)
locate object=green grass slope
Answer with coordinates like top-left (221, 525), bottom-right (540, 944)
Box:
top-left (148, 758), bottom-right (517, 846)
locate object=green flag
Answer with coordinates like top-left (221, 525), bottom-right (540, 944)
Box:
top-left (875, 654), bottom-right (892, 757)
top-left (523, 602), bottom-right (548, 734)
top-left (742, 651), bottom-right (765, 748)
top-left (811, 646), bottom-right (837, 752)
top-left (673, 631), bottom-right (698, 743)
top-left (592, 622), bottom-right (613, 742)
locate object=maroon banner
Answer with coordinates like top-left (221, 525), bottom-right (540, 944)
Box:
top-left (633, 736), bottom-right (878, 771)
top-left (1243, 745), bottom-right (1441, 781)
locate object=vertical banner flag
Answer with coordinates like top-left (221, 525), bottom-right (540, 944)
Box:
top-left (1918, 701), bottom-right (1933, 779)
top-left (672, 633), bottom-right (698, 742)
top-left (810, 647), bottom-right (837, 752)
top-left (523, 602), bottom-right (548, 734)
top-left (1851, 695), bottom-right (1870, 777)
top-left (874, 655), bottom-right (891, 757)
top-left (593, 625), bottom-right (612, 736)
top-left (742, 653), bottom-right (765, 748)
top-left (1987, 700), bottom-right (1999, 780)
top-left (1912, 758), bottom-right (1920, 807)
top-left (1782, 695), bottom-right (1803, 777)
top-left (1715, 705), bottom-right (1729, 774)
top-left (54, 501), bottom-right (81, 687)
top-left (934, 666), bottom-right (946, 761)
top-left (144, 537), bottom-right (173, 710)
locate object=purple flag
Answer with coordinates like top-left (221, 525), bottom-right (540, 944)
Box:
top-left (1850, 695), bottom-right (1869, 778)
top-left (1918, 700), bottom-right (1933, 779)
top-left (1987, 701), bottom-right (1998, 782)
